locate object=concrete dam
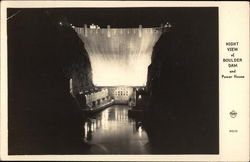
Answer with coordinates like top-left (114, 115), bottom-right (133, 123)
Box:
top-left (71, 25), bottom-right (169, 153)
top-left (74, 25), bottom-right (166, 86)
top-left (71, 24), bottom-right (170, 113)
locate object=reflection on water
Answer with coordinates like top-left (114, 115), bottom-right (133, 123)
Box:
top-left (82, 105), bottom-right (149, 154)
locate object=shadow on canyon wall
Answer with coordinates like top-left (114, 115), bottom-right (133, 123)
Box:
top-left (8, 9), bottom-right (92, 154)
top-left (145, 8), bottom-right (218, 154)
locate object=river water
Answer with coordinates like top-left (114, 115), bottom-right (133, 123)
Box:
top-left (81, 105), bottom-right (150, 154)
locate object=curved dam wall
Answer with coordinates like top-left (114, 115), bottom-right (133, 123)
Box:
top-left (74, 26), bottom-right (164, 86)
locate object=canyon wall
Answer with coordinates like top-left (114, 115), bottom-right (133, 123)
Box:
top-left (145, 8), bottom-right (219, 153)
top-left (8, 9), bottom-right (92, 154)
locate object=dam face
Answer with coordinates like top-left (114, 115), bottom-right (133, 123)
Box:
top-left (74, 26), bottom-right (163, 86)
top-left (72, 25), bottom-right (169, 154)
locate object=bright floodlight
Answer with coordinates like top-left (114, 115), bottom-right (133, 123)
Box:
top-left (75, 27), bottom-right (163, 86)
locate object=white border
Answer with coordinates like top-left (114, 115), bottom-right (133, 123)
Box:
top-left (1, 1), bottom-right (249, 161)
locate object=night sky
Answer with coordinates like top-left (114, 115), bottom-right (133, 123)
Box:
top-left (8, 7), bottom-right (217, 28)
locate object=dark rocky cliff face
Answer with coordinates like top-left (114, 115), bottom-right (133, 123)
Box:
top-left (56, 21), bottom-right (94, 94)
top-left (8, 9), bottom-right (92, 154)
top-left (145, 10), bottom-right (218, 154)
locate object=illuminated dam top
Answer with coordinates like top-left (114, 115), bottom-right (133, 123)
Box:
top-left (75, 25), bottom-right (166, 86)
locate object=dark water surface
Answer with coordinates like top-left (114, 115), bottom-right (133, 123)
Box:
top-left (82, 105), bottom-right (150, 154)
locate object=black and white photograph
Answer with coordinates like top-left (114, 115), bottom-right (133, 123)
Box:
top-left (1, 1), bottom-right (249, 161)
top-left (6, 7), bottom-right (219, 155)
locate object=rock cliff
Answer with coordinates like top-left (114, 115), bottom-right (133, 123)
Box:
top-left (8, 9), bottom-right (92, 154)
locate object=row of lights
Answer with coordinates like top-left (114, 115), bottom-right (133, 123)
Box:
top-left (58, 21), bottom-right (75, 28)
top-left (59, 21), bottom-right (172, 29)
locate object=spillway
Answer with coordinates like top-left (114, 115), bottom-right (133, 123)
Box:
top-left (74, 26), bottom-right (164, 86)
